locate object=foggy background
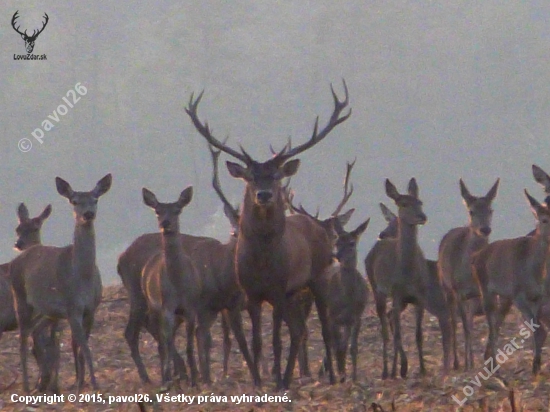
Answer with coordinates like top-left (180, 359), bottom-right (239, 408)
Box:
top-left (1, 1), bottom-right (549, 284)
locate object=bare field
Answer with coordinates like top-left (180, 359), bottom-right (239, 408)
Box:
top-left (1, 285), bottom-right (549, 411)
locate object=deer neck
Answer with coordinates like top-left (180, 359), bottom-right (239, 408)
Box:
top-left (397, 221), bottom-right (418, 271)
top-left (467, 226), bottom-right (489, 253)
top-left (72, 223), bottom-right (97, 280)
top-left (161, 231), bottom-right (188, 287)
top-left (240, 189), bottom-right (286, 241)
top-left (530, 229), bottom-right (550, 279)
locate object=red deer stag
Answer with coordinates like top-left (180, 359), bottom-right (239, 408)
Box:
top-left (473, 190), bottom-right (549, 375)
top-left (365, 179), bottom-right (452, 378)
top-left (438, 178), bottom-right (499, 370)
top-left (186, 82), bottom-right (351, 389)
top-left (10, 174), bottom-right (111, 392)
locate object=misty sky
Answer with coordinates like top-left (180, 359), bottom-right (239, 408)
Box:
top-left (1, 1), bottom-right (550, 284)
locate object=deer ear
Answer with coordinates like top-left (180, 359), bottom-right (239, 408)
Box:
top-left (142, 188), bottom-right (158, 209)
top-left (459, 179), bottom-right (475, 205)
top-left (17, 203), bottom-right (29, 222)
top-left (177, 186), bottom-right (193, 209)
top-left (280, 159), bottom-right (300, 178)
top-left (379, 202), bottom-right (396, 222)
top-left (92, 174), bottom-right (112, 198)
top-left (532, 165), bottom-right (550, 192)
top-left (336, 208), bottom-right (355, 227)
top-left (56, 177), bottom-right (74, 199)
top-left (408, 178), bottom-right (419, 198)
top-left (485, 178), bottom-right (500, 202)
top-left (352, 218), bottom-right (370, 239)
top-left (525, 189), bottom-right (543, 216)
top-left (39, 204), bottom-right (52, 221)
top-left (226, 161), bottom-right (251, 181)
top-left (385, 179), bottom-right (400, 201)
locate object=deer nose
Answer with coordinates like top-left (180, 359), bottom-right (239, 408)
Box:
top-left (480, 227), bottom-right (492, 236)
top-left (160, 220), bottom-right (171, 229)
top-left (256, 190), bottom-right (273, 204)
top-left (14, 240), bottom-right (24, 250)
top-left (418, 213), bottom-right (427, 224)
top-left (83, 211), bottom-right (95, 221)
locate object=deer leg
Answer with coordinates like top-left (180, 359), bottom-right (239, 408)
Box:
top-left (126, 298), bottom-right (151, 383)
top-left (483, 292), bottom-right (498, 362)
top-left (281, 296), bottom-right (305, 390)
top-left (196, 310), bottom-right (217, 385)
top-left (170, 317), bottom-right (188, 382)
top-left (297, 290), bottom-right (313, 378)
top-left (350, 318), bottom-right (361, 382)
top-left (67, 312), bottom-right (97, 392)
top-left (415, 303), bottom-right (426, 376)
top-left (185, 315), bottom-right (199, 387)
top-left (446, 292), bottom-right (460, 370)
top-left (391, 296), bottom-right (407, 378)
top-left (157, 310), bottom-right (173, 388)
top-left (375, 294), bottom-right (389, 379)
top-left (33, 319), bottom-right (60, 394)
top-left (272, 301), bottom-right (285, 389)
top-left (221, 309), bottom-right (232, 377)
top-left (457, 299), bottom-right (473, 370)
top-left (247, 301), bottom-right (263, 387)
top-left (313, 295), bottom-right (336, 385)
top-left (337, 325), bottom-right (351, 382)
top-left (515, 295), bottom-right (545, 375)
top-left (227, 306), bottom-right (261, 387)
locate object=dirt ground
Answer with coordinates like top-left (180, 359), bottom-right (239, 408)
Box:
top-left (1, 284), bottom-right (549, 411)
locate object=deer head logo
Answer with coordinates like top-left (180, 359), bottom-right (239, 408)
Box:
top-left (11, 11), bottom-right (49, 54)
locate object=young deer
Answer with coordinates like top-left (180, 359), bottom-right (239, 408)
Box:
top-left (0, 203), bottom-right (58, 391)
top-left (1, 203), bottom-right (52, 338)
top-left (438, 178), bottom-right (499, 370)
top-left (377, 203), bottom-right (451, 367)
top-left (319, 218), bottom-right (369, 382)
top-left (365, 179), bottom-right (452, 378)
top-left (117, 152), bottom-right (257, 386)
top-left (10, 174), bottom-right (111, 392)
top-left (140, 186), bottom-right (201, 388)
top-left (186, 82), bottom-right (350, 389)
top-left (473, 190), bottom-right (549, 375)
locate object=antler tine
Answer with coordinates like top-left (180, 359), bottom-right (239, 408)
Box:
top-left (275, 79), bottom-right (351, 163)
top-left (331, 158), bottom-right (356, 217)
top-left (33, 13), bottom-right (49, 38)
top-left (208, 144), bottom-right (240, 222)
top-left (11, 11), bottom-right (26, 36)
top-left (185, 91), bottom-right (250, 164)
top-left (281, 178), bottom-right (296, 213)
top-left (296, 204), bottom-right (318, 221)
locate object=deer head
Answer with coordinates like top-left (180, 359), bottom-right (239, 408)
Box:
top-left (185, 81), bottom-right (351, 212)
top-left (12, 11), bottom-right (49, 54)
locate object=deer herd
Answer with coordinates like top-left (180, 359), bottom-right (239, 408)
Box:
top-left (2, 82), bottom-right (550, 395)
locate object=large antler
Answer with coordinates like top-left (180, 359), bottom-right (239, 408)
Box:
top-left (11, 11), bottom-right (25, 36)
top-left (208, 144), bottom-right (240, 226)
top-left (30, 13), bottom-right (48, 39)
top-left (186, 91), bottom-right (252, 164)
top-left (11, 11), bottom-right (49, 39)
top-left (331, 159), bottom-right (355, 216)
top-left (274, 80), bottom-right (351, 164)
